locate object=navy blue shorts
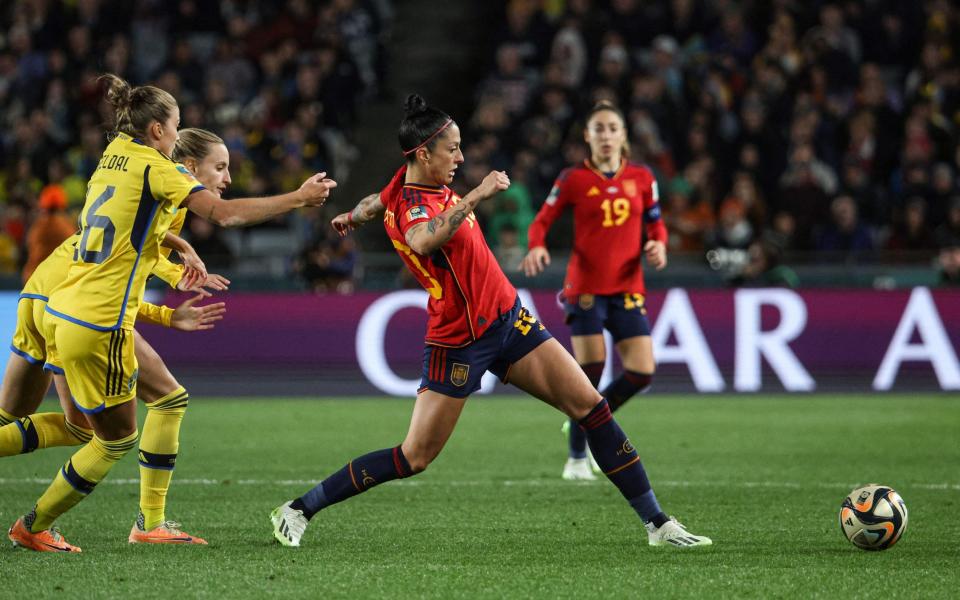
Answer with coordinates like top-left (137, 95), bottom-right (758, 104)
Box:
top-left (419, 297), bottom-right (553, 399)
top-left (563, 293), bottom-right (651, 342)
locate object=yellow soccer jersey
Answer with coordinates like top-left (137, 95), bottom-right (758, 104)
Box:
top-left (46, 133), bottom-right (204, 331)
top-left (20, 233), bottom-right (79, 299)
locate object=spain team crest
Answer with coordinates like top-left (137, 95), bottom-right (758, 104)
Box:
top-left (623, 179), bottom-right (637, 197)
top-left (450, 363), bottom-right (470, 387)
top-left (579, 294), bottom-right (595, 310)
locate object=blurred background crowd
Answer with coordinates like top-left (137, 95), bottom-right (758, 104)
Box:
top-left (463, 0), bottom-right (960, 287)
top-left (0, 0), bottom-right (958, 291)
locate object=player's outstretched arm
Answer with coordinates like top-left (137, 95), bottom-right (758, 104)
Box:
top-left (406, 170), bottom-right (509, 255)
top-left (332, 192), bottom-right (386, 236)
top-left (183, 172), bottom-right (337, 228)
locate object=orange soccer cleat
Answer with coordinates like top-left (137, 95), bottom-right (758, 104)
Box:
top-left (128, 518), bottom-right (208, 545)
top-left (8, 517), bottom-right (81, 553)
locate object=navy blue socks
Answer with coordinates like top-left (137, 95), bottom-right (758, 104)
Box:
top-left (291, 446), bottom-right (413, 520)
top-left (579, 399), bottom-right (667, 526)
top-left (603, 370), bottom-right (652, 412)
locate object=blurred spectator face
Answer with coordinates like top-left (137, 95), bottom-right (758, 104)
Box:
top-left (733, 173), bottom-right (758, 206)
top-left (652, 35), bottom-right (678, 68)
top-left (740, 144), bottom-right (760, 171)
top-left (190, 143), bottom-right (232, 198)
top-left (598, 44), bottom-right (628, 81)
top-left (584, 108), bottom-right (627, 164)
top-left (932, 163), bottom-right (954, 194)
top-left (741, 101), bottom-right (765, 131)
top-left (831, 196), bottom-right (858, 231)
top-left (68, 25), bottom-right (91, 57)
top-left (496, 45), bottom-right (523, 76)
top-left (940, 247), bottom-right (960, 282)
top-left (820, 4), bottom-right (844, 30)
top-left (905, 198), bottom-right (927, 232)
top-left (773, 212), bottom-right (796, 238)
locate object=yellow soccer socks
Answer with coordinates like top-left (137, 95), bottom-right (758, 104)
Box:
top-left (138, 387), bottom-right (189, 530)
top-left (0, 412), bottom-right (93, 457)
top-left (30, 429), bottom-right (139, 532)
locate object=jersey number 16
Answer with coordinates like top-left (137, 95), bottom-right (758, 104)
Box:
top-left (76, 185), bottom-right (116, 264)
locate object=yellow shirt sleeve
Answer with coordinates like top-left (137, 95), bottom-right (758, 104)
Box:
top-left (151, 161), bottom-right (205, 208)
top-left (137, 302), bottom-right (173, 327)
top-left (152, 254), bottom-right (184, 289)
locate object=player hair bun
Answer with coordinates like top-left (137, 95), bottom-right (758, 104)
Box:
top-left (404, 94), bottom-right (429, 117)
top-left (100, 73), bottom-right (132, 109)
top-left (592, 99), bottom-right (617, 110)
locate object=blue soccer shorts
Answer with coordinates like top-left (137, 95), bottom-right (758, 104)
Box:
top-left (563, 293), bottom-right (651, 342)
top-left (419, 296), bottom-right (553, 399)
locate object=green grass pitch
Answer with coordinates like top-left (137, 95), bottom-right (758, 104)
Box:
top-left (2, 395), bottom-right (958, 599)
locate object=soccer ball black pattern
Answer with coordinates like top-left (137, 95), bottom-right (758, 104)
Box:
top-left (839, 484), bottom-right (908, 551)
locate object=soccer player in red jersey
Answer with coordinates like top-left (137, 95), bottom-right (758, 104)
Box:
top-left (520, 102), bottom-right (668, 481)
top-left (270, 95), bottom-right (710, 549)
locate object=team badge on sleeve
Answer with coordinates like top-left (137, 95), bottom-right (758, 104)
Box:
top-left (545, 185), bottom-right (560, 206)
top-left (651, 180), bottom-right (659, 201)
top-left (175, 164), bottom-right (198, 182)
top-left (406, 206), bottom-right (429, 222)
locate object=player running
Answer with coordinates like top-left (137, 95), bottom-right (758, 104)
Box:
top-left (270, 95), bottom-right (710, 549)
top-left (5, 75), bottom-right (336, 553)
top-left (520, 101), bottom-right (668, 481)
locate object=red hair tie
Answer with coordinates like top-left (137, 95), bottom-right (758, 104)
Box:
top-left (402, 119), bottom-right (453, 157)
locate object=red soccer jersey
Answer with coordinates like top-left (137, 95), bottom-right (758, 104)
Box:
top-left (527, 159), bottom-right (667, 298)
top-left (381, 166), bottom-right (517, 347)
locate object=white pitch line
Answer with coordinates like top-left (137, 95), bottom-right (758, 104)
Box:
top-left (0, 478), bottom-right (957, 491)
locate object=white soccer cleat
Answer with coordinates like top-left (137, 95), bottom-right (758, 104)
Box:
top-left (270, 501), bottom-right (308, 548)
top-left (645, 517), bottom-right (712, 547)
top-left (586, 448), bottom-right (601, 474)
top-left (561, 457), bottom-right (597, 481)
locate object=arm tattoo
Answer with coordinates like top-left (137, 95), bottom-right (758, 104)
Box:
top-left (447, 207), bottom-right (468, 229)
top-left (352, 193), bottom-right (383, 224)
top-left (426, 214), bottom-right (446, 234)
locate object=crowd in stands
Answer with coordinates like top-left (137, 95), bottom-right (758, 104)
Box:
top-left (0, 0), bottom-right (389, 289)
top-left (463, 0), bottom-right (960, 285)
top-left (2, 0), bottom-right (959, 289)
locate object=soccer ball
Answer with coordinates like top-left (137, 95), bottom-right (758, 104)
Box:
top-left (839, 484), bottom-right (908, 551)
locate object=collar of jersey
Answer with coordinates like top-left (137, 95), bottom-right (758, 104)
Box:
top-left (403, 182), bottom-right (445, 193)
top-left (115, 132), bottom-right (175, 161)
top-left (584, 157), bottom-right (627, 180)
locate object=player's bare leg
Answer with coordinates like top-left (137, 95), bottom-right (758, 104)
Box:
top-left (508, 339), bottom-right (711, 547)
top-left (128, 330), bottom-right (206, 544)
top-left (0, 358), bottom-right (92, 457)
top-left (272, 389), bottom-right (466, 547)
top-left (0, 354), bottom-right (51, 419)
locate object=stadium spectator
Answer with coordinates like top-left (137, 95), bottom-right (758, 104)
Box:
top-left (296, 233), bottom-right (357, 294)
top-left (816, 194), bottom-right (875, 255)
top-left (885, 197), bottom-right (937, 252)
top-left (0, 1), bottom-right (393, 282)
top-left (21, 184), bottom-right (76, 282)
top-left (736, 238), bottom-right (800, 288)
top-left (663, 175), bottom-right (713, 252)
